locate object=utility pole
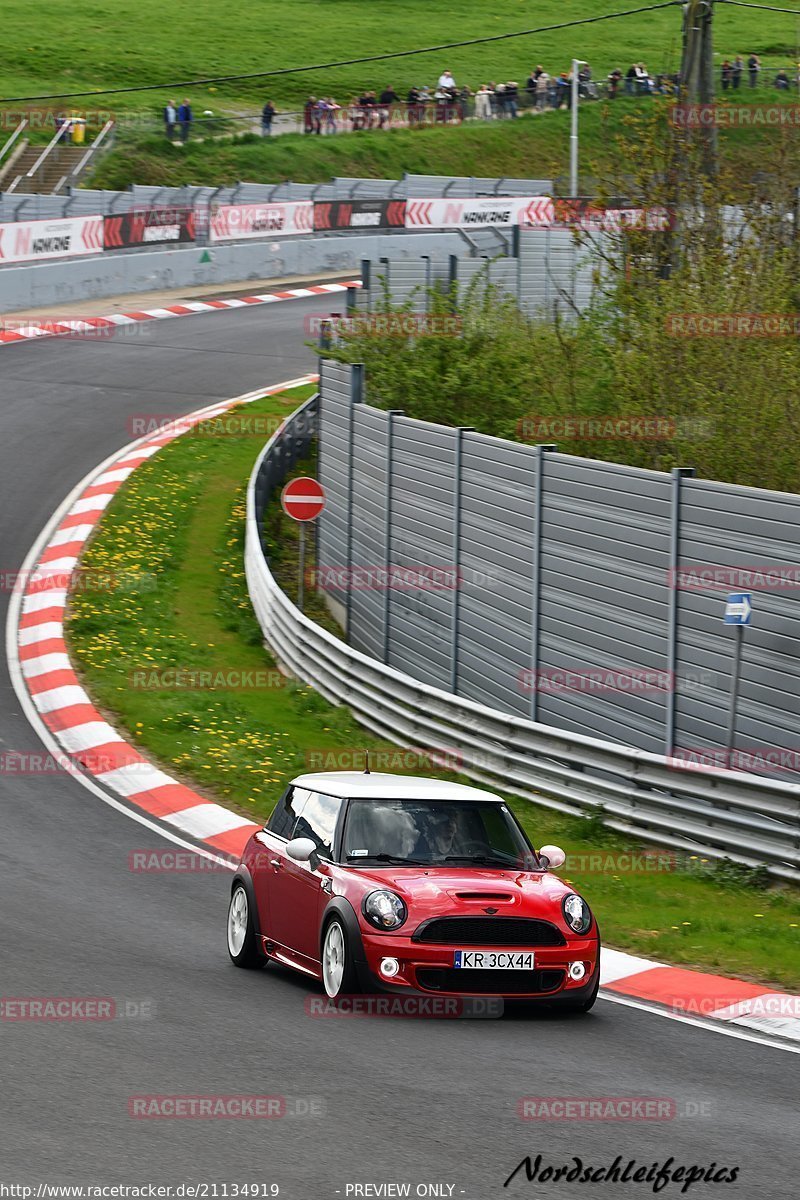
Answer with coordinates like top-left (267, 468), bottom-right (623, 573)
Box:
top-left (679, 0), bottom-right (717, 175)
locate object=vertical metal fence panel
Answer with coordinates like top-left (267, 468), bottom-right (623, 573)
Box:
top-left (535, 455), bottom-right (673, 751)
top-left (673, 479), bottom-right (800, 774)
top-left (317, 361), bottom-right (355, 598)
top-left (384, 418), bottom-right (458, 690)
top-left (456, 434), bottom-right (539, 716)
top-left (347, 406), bottom-right (391, 662)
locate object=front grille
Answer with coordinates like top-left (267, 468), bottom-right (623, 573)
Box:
top-left (416, 968), bottom-right (565, 995)
top-left (412, 916), bottom-right (566, 947)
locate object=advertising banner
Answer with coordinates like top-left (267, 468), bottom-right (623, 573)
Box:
top-left (313, 199), bottom-right (407, 231)
top-left (209, 202), bottom-right (313, 242)
top-left (0, 215), bottom-right (104, 263)
top-left (104, 208), bottom-right (196, 248)
top-left (404, 197), bottom-right (554, 229)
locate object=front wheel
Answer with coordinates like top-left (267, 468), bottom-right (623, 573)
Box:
top-left (321, 918), bottom-right (360, 998)
top-left (227, 883), bottom-right (263, 969)
top-left (554, 970), bottom-right (599, 1014)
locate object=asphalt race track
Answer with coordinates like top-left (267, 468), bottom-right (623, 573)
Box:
top-left (0, 297), bottom-right (797, 1198)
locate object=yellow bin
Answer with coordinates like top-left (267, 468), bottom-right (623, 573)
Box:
top-left (71, 118), bottom-right (86, 144)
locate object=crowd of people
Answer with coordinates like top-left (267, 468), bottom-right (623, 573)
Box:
top-left (162, 56), bottom-right (800, 141)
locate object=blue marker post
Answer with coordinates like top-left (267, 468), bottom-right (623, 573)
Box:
top-left (723, 592), bottom-right (752, 767)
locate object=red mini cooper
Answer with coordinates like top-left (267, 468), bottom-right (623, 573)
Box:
top-left (226, 772), bottom-right (599, 1011)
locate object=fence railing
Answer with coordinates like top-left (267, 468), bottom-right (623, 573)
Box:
top-left (53, 119), bottom-right (116, 195)
top-left (245, 396), bottom-right (800, 882)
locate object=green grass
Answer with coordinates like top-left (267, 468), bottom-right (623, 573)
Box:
top-left (65, 388), bottom-right (800, 991)
top-left (3, 1), bottom-right (798, 116)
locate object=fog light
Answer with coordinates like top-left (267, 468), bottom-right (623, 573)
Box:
top-left (568, 961), bottom-right (587, 981)
top-left (380, 957), bottom-right (400, 978)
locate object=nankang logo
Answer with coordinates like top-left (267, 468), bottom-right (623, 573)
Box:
top-left (32, 236), bottom-right (71, 253)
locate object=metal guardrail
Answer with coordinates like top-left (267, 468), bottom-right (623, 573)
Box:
top-left (0, 119), bottom-right (28, 166)
top-left (245, 396), bottom-right (800, 883)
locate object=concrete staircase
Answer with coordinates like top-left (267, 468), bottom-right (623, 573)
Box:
top-left (5, 142), bottom-right (87, 193)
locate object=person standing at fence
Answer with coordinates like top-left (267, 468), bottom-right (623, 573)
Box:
top-left (504, 81), bottom-right (519, 118)
top-left (261, 100), bottom-right (276, 137)
top-left (163, 99), bottom-right (177, 140)
top-left (721, 60), bottom-right (732, 90)
top-left (438, 69), bottom-right (456, 91)
top-left (607, 69), bottom-right (622, 99)
top-left (748, 53), bottom-right (761, 87)
top-left (177, 99), bottom-right (193, 143)
top-left (475, 84), bottom-right (492, 120)
top-left (732, 55), bottom-right (744, 88)
top-left (379, 86), bottom-right (399, 128)
top-left (535, 71), bottom-right (550, 109)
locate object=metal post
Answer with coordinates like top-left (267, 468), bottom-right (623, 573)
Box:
top-left (450, 427), bottom-right (473, 694)
top-left (725, 625), bottom-right (745, 767)
top-left (344, 364), bottom-right (364, 641)
top-left (569, 60), bottom-right (586, 198)
top-left (298, 524), bottom-right (306, 611)
top-left (382, 410), bottom-right (404, 663)
top-left (664, 466), bottom-right (696, 755)
top-left (529, 443), bottom-right (557, 721)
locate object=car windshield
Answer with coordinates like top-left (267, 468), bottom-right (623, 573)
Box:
top-left (342, 798), bottom-right (537, 868)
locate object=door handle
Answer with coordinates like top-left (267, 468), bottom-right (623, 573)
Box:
top-left (269, 858), bottom-right (282, 868)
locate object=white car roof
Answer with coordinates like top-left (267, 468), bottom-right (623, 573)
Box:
top-left (290, 771), bottom-right (504, 803)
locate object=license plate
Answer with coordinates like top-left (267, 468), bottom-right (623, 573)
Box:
top-left (453, 950), bottom-right (535, 970)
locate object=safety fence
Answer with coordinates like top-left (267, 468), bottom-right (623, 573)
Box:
top-left (246, 395), bottom-right (800, 882)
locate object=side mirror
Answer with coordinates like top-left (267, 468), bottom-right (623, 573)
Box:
top-left (538, 844), bottom-right (566, 870)
top-left (286, 837), bottom-right (318, 863)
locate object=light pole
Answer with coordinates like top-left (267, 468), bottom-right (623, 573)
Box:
top-left (570, 59), bottom-right (588, 198)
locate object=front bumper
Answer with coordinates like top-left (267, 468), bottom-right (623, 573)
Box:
top-left (357, 930), bottom-right (599, 999)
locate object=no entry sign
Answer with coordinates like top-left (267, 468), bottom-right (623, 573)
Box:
top-left (281, 477), bottom-right (326, 522)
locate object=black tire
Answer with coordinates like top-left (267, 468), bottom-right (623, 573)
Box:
top-left (321, 917), bottom-right (361, 998)
top-left (227, 883), bottom-right (263, 969)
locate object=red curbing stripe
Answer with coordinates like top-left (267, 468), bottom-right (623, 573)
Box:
top-left (26, 668), bottom-right (79, 695)
top-left (19, 637), bottom-right (67, 662)
top-left (19, 608), bottom-right (69, 629)
top-left (204, 824), bottom-right (260, 857)
top-left (605, 965), bottom-right (772, 1011)
top-left (58, 510), bottom-right (106, 530)
top-left (125, 783), bottom-right (212, 819)
top-left (75, 742), bottom-right (148, 772)
top-left (42, 704), bottom-right (104, 733)
top-left (39, 542), bottom-right (87, 565)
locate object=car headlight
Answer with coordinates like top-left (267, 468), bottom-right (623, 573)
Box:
top-left (562, 893), bottom-right (592, 934)
top-left (363, 890), bottom-right (407, 931)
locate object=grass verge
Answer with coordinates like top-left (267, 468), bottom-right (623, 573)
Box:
top-left (66, 388), bottom-right (800, 991)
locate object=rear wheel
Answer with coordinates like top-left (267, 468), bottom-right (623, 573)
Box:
top-left (321, 918), bottom-right (360, 998)
top-left (227, 883), bottom-right (263, 969)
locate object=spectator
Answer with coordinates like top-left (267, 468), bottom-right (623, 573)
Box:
top-left (407, 85), bottom-right (422, 125)
top-left (535, 71), bottom-right (550, 109)
top-left (607, 68), bottom-right (622, 99)
top-left (556, 73), bottom-right (570, 107)
top-left (775, 68), bottom-right (790, 89)
top-left (475, 83), bottom-right (492, 120)
top-left (177, 98), bottom-right (192, 143)
top-left (487, 81), bottom-right (500, 118)
top-left (457, 84), bottom-right (471, 121)
top-left (438, 69), bottom-right (456, 90)
top-left (625, 64), bottom-right (637, 95)
top-left (732, 55), bottom-right (744, 89)
top-left (635, 63), bottom-right (651, 94)
top-left (721, 60), bottom-right (732, 90)
top-left (748, 53), bottom-right (760, 87)
top-left (303, 96), bottom-right (317, 133)
top-left (379, 86), bottom-right (399, 128)
top-left (163, 99), bottom-right (177, 140)
top-left (526, 70), bottom-right (538, 101)
top-left (504, 80), bottom-right (519, 118)
top-left (261, 99), bottom-right (276, 137)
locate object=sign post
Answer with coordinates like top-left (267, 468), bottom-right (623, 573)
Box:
top-left (280, 477), bottom-right (327, 612)
top-left (723, 592), bottom-right (752, 766)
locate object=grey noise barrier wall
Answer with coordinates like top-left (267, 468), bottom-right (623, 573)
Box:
top-left (317, 360), bottom-right (800, 784)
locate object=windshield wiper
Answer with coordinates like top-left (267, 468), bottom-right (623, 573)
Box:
top-left (347, 852), bottom-right (427, 866)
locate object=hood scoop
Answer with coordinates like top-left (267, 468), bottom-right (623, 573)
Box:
top-left (454, 891), bottom-right (514, 902)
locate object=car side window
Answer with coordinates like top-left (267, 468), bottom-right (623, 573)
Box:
top-left (291, 791), bottom-right (343, 861)
top-left (266, 787), bottom-right (311, 840)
